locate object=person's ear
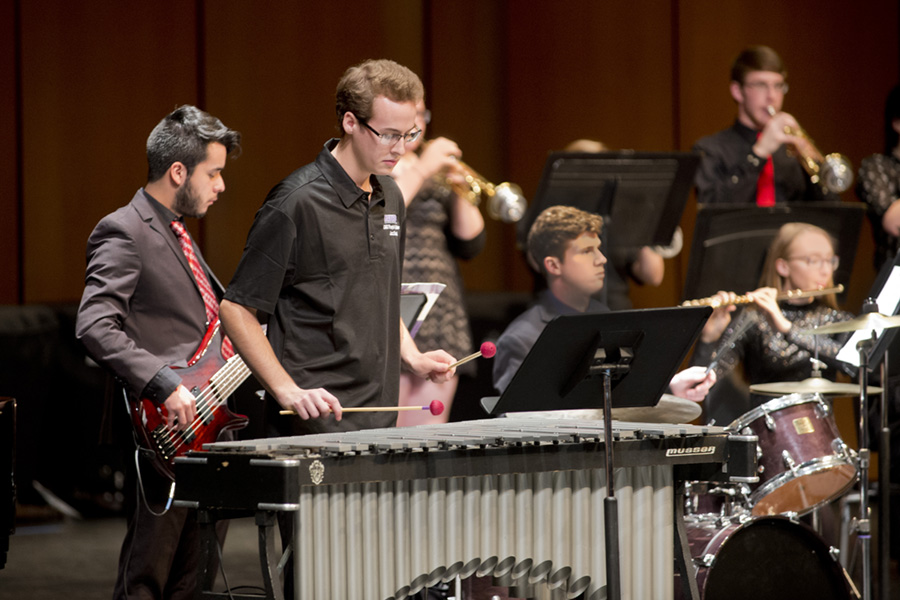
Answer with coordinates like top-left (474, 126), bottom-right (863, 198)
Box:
top-left (169, 161), bottom-right (187, 187)
top-left (544, 255), bottom-right (562, 276)
top-left (729, 80), bottom-right (744, 104)
top-left (341, 111), bottom-right (358, 137)
top-left (775, 257), bottom-right (790, 279)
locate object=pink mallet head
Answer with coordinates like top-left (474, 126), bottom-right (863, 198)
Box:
top-left (428, 400), bottom-right (445, 416)
top-left (480, 341), bottom-right (496, 359)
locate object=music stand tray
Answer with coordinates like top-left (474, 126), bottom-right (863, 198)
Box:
top-left (482, 305), bottom-right (711, 415)
top-left (683, 202), bottom-right (864, 303)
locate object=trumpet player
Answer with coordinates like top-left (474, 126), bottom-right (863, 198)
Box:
top-left (391, 99), bottom-right (486, 427)
top-left (693, 45), bottom-right (840, 205)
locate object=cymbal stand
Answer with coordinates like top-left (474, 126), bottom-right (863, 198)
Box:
top-left (856, 332), bottom-right (877, 600)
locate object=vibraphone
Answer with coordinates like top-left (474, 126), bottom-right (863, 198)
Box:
top-left (174, 417), bottom-right (757, 600)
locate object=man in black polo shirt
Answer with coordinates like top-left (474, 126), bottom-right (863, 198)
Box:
top-left (221, 59), bottom-right (455, 437)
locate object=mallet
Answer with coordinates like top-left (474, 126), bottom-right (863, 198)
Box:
top-left (448, 341), bottom-right (496, 370)
top-left (280, 399), bottom-right (444, 416)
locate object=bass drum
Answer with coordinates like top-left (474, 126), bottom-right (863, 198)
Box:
top-left (675, 516), bottom-right (855, 600)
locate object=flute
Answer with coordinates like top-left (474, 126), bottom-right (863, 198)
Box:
top-left (682, 284), bottom-right (844, 309)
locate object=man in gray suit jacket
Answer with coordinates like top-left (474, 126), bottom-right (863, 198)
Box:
top-left (76, 105), bottom-right (240, 600)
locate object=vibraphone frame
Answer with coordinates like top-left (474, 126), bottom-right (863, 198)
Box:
top-left (174, 418), bottom-right (757, 600)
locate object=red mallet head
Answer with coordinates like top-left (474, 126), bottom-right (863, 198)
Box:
top-left (480, 341), bottom-right (496, 359)
top-left (428, 400), bottom-right (445, 416)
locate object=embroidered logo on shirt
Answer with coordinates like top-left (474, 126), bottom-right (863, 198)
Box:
top-left (383, 213), bottom-right (400, 237)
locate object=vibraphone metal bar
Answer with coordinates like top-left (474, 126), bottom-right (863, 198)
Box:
top-left (175, 418), bottom-right (757, 600)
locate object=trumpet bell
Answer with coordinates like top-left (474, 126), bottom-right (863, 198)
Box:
top-left (820, 153), bottom-right (854, 194)
top-left (488, 182), bottom-right (527, 223)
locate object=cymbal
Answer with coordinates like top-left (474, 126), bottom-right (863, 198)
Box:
top-left (513, 394), bottom-right (703, 424)
top-left (611, 394), bottom-right (703, 424)
top-left (800, 312), bottom-right (900, 335)
top-left (749, 377), bottom-right (882, 397)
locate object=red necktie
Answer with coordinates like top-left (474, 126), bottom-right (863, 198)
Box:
top-left (756, 133), bottom-right (775, 207)
top-left (170, 220), bottom-right (234, 359)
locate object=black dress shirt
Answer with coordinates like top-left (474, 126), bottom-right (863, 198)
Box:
top-left (693, 120), bottom-right (837, 205)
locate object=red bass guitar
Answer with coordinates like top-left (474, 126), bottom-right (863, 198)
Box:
top-left (129, 318), bottom-right (250, 481)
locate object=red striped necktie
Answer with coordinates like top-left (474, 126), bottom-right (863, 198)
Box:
top-left (169, 220), bottom-right (233, 359)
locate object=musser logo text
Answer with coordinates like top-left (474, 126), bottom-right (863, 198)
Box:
top-left (665, 446), bottom-right (716, 457)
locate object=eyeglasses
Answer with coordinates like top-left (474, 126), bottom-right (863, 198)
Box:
top-left (355, 115), bottom-right (422, 146)
top-left (743, 80), bottom-right (789, 95)
top-left (788, 255), bottom-right (840, 270)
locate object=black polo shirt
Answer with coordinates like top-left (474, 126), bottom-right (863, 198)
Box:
top-left (225, 139), bottom-right (405, 434)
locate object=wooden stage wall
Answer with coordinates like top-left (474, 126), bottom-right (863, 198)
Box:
top-left (1, 0), bottom-right (898, 315)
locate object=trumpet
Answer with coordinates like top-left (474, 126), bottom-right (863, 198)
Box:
top-left (682, 284), bottom-right (844, 309)
top-left (442, 159), bottom-right (527, 223)
top-left (766, 106), bottom-right (853, 193)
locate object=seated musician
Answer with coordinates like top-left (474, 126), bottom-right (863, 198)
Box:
top-left (691, 222), bottom-right (854, 426)
top-left (493, 205), bottom-right (715, 400)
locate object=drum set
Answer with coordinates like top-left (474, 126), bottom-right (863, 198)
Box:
top-left (676, 308), bottom-right (900, 600)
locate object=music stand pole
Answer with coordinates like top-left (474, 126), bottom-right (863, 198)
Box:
top-left (601, 369), bottom-right (621, 600)
top-left (879, 351), bottom-right (891, 600)
top-left (858, 333), bottom-right (876, 600)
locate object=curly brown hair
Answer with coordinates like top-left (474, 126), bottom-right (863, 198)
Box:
top-left (527, 206), bottom-right (604, 277)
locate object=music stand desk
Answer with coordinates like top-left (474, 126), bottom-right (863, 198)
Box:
top-left (482, 305), bottom-right (711, 416)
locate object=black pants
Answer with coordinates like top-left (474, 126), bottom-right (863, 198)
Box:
top-left (113, 448), bottom-right (227, 600)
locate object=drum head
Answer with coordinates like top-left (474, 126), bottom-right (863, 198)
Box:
top-left (702, 517), bottom-right (851, 600)
top-left (751, 462), bottom-right (857, 516)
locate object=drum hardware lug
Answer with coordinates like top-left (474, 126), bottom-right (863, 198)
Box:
top-left (829, 546), bottom-right (841, 561)
top-left (815, 399), bottom-right (831, 418)
top-left (782, 450), bottom-right (799, 476)
top-left (762, 408), bottom-right (776, 431)
top-left (784, 511), bottom-right (800, 523)
top-left (831, 438), bottom-right (849, 460)
top-left (699, 553), bottom-right (716, 567)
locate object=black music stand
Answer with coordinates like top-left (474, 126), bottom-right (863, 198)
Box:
top-left (518, 151), bottom-right (700, 250)
top-left (482, 306), bottom-right (711, 415)
top-left (482, 305), bottom-right (711, 600)
top-left (683, 202), bottom-right (864, 303)
top-left (517, 151), bottom-right (699, 306)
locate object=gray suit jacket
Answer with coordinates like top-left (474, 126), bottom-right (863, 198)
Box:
top-left (76, 189), bottom-right (224, 401)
